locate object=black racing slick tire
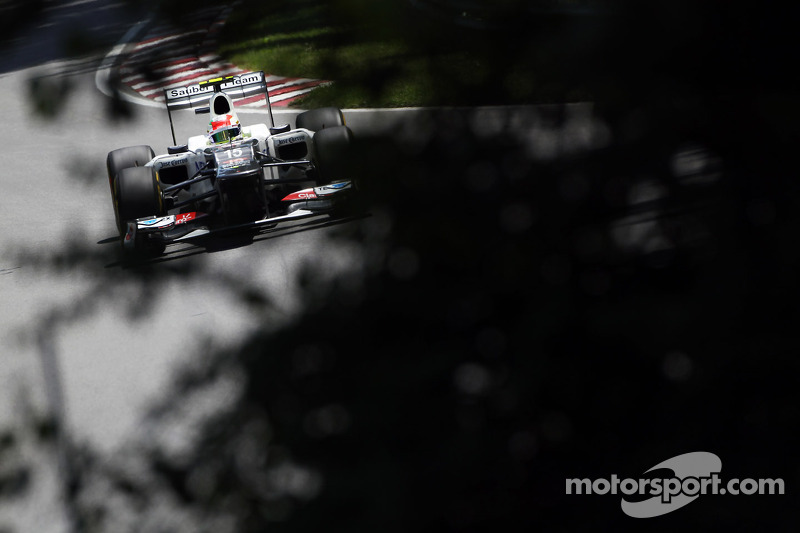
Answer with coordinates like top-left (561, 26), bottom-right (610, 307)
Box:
top-left (115, 166), bottom-right (164, 230)
top-left (312, 125), bottom-right (354, 185)
top-left (107, 145), bottom-right (155, 232)
top-left (106, 145), bottom-right (155, 192)
top-left (296, 107), bottom-right (344, 132)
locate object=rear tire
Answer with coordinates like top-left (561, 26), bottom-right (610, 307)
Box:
top-left (115, 166), bottom-right (163, 230)
top-left (313, 125), bottom-right (354, 185)
top-left (296, 107), bottom-right (344, 132)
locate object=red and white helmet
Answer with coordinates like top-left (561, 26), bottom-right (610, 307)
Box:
top-left (207, 113), bottom-right (242, 144)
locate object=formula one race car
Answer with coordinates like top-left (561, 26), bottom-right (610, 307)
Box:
top-left (106, 71), bottom-right (356, 256)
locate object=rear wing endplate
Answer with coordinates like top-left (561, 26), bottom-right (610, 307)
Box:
top-left (164, 71), bottom-right (275, 144)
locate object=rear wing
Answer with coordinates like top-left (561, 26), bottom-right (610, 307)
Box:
top-left (164, 71), bottom-right (275, 145)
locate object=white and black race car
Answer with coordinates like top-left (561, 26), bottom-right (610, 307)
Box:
top-left (106, 71), bottom-right (356, 256)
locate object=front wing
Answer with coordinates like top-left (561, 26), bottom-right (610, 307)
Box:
top-left (122, 181), bottom-right (354, 251)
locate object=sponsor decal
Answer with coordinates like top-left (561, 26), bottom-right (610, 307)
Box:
top-left (321, 182), bottom-right (350, 190)
top-left (228, 73), bottom-right (263, 87)
top-left (313, 181), bottom-right (352, 196)
top-left (161, 158), bottom-right (187, 168)
top-left (139, 217), bottom-right (169, 226)
top-left (276, 135), bottom-right (306, 146)
top-left (137, 216), bottom-right (176, 230)
top-left (176, 212), bottom-right (198, 225)
top-left (220, 157), bottom-right (249, 169)
top-left (168, 84), bottom-right (213, 99)
top-left (282, 189), bottom-right (318, 202)
top-left (168, 72), bottom-right (264, 100)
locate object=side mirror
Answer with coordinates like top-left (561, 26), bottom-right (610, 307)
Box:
top-left (194, 107), bottom-right (210, 115)
top-left (168, 145), bottom-right (189, 154)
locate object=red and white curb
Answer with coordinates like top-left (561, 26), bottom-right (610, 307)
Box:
top-left (96, 7), bottom-right (328, 110)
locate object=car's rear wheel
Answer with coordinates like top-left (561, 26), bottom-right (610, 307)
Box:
top-left (115, 166), bottom-right (164, 229)
top-left (312, 125), bottom-right (354, 185)
top-left (296, 107), bottom-right (344, 132)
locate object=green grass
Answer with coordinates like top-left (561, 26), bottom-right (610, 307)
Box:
top-left (218, 0), bottom-right (343, 78)
top-left (217, 0), bottom-right (595, 108)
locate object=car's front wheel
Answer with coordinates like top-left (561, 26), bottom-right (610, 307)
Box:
top-left (107, 145), bottom-right (155, 192)
top-left (107, 145), bottom-right (155, 232)
top-left (115, 166), bottom-right (164, 230)
top-left (312, 125), bottom-right (354, 185)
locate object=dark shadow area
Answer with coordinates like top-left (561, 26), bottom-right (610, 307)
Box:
top-left (0, 0), bottom-right (48, 52)
top-left (47, 90), bottom-right (798, 530)
top-left (0, 0), bottom-right (146, 76)
top-left (216, 0), bottom-right (611, 107)
top-left (2, 1), bottom-right (800, 532)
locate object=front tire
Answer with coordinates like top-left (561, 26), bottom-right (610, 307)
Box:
top-left (312, 125), bottom-right (354, 185)
top-left (107, 145), bottom-right (154, 232)
top-left (115, 166), bottom-right (163, 230)
top-left (107, 145), bottom-right (155, 191)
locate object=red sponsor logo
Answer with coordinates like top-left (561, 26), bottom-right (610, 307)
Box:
top-left (176, 212), bottom-right (198, 225)
top-left (281, 190), bottom-right (317, 202)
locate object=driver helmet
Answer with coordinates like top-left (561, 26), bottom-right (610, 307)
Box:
top-left (207, 112), bottom-right (242, 144)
